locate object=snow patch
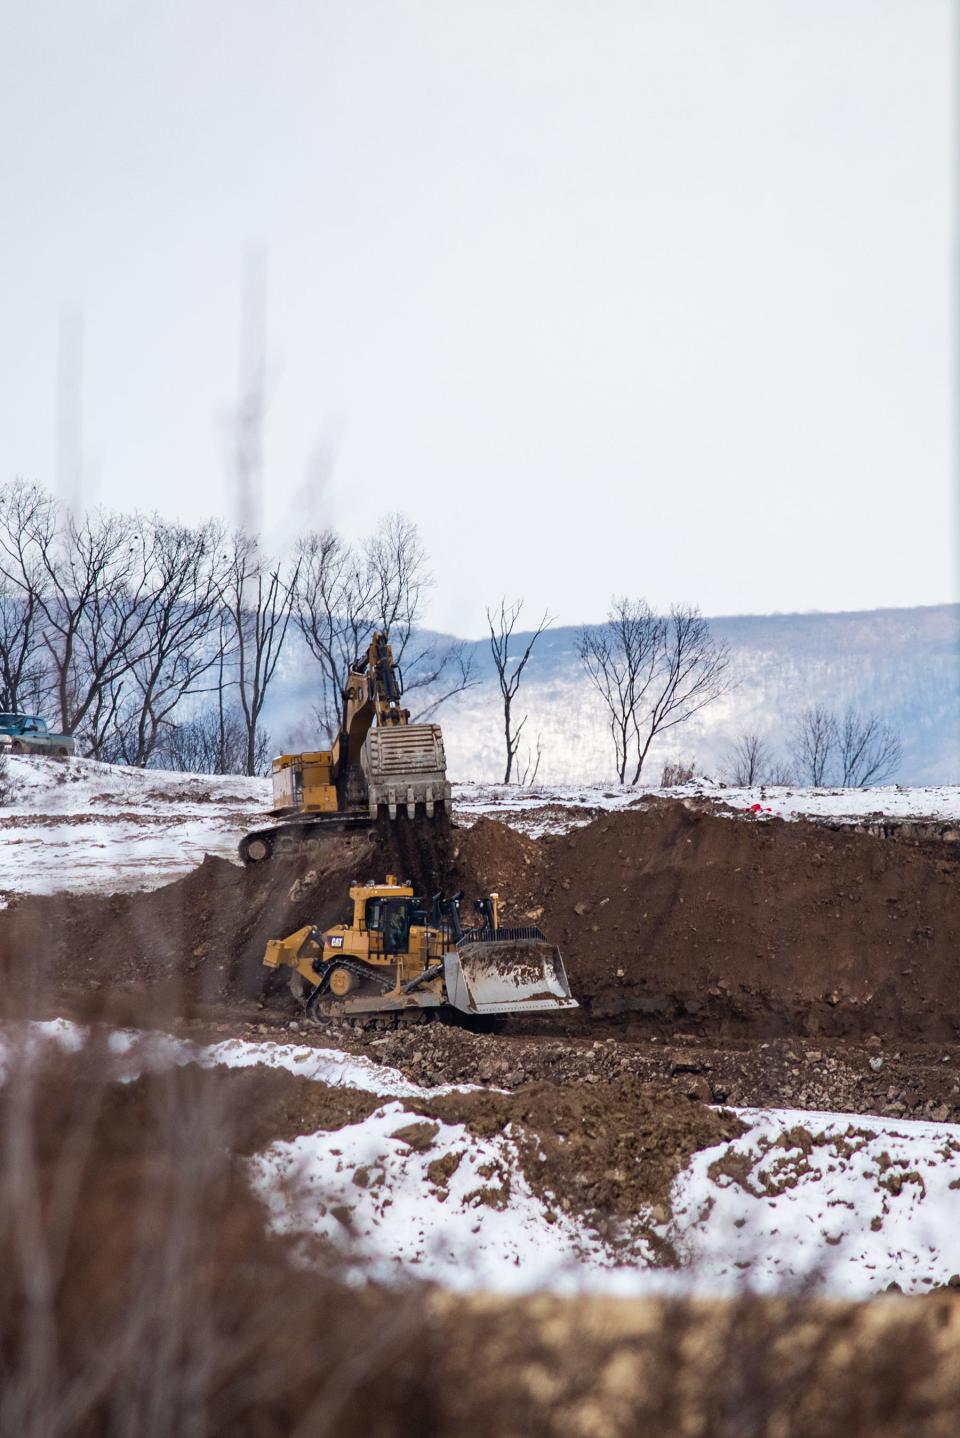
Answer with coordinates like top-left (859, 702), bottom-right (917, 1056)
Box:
top-left (248, 1103), bottom-right (622, 1294)
top-left (670, 1106), bottom-right (960, 1297)
top-left (6, 1020), bottom-right (960, 1298)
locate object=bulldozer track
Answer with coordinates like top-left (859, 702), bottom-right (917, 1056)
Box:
top-left (317, 956), bottom-right (395, 994)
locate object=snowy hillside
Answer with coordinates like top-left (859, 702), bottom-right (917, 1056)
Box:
top-left (0, 755), bottom-right (267, 896)
top-left (265, 604), bottom-right (960, 786)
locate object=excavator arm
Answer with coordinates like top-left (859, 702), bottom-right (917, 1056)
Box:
top-left (331, 631), bottom-right (450, 820)
top-left (246, 629), bottom-right (451, 858)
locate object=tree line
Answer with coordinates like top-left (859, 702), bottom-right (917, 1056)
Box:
top-left (723, 707), bottom-right (902, 788)
top-left (0, 482), bottom-right (475, 774)
top-left (0, 481), bottom-right (903, 786)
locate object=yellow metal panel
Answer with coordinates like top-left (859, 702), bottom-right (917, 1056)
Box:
top-left (300, 782), bottom-right (338, 813)
top-left (272, 752), bottom-right (333, 767)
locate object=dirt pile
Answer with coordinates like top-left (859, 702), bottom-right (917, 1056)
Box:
top-left (418, 1074), bottom-right (744, 1242)
top-left (452, 803), bottom-right (960, 1043)
top-left (0, 816), bottom-right (453, 1019)
top-left (2, 799), bottom-right (958, 1043)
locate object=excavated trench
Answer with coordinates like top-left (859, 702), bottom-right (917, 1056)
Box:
top-left (0, 801), bottom-right (957, 1045)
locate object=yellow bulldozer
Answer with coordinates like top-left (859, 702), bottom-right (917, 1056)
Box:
top-left (262, 874), bottom-right (579, 1022)
top-left (240, 630), bottom-right (450, 864)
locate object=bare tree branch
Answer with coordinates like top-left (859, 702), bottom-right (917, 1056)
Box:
top-left (790, 705), bottom-right (838, 787)
top-left (222, 534), bottom-right (300, 776)
top-left (515, 732), bottom-right (544, 787)
top-left (836, 708), bottom-right (902, 787)
top-left (486, 599), bottom-right (554, 784)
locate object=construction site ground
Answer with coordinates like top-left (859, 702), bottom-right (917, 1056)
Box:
top-left (2, 756), bottom-right (960, 1432)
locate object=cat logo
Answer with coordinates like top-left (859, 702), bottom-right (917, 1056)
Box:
top-left (327, 935), bottom-right (344, 949)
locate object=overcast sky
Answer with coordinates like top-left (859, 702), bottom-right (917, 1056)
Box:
top-left (0, 0), bottom-right (955, 636)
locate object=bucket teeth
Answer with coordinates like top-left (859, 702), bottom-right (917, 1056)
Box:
top-left (362, 724), bottom-right (451, 819)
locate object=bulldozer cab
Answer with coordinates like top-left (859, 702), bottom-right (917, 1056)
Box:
top-left (359, 885), bottom-right (430, 959)
top-left (378, 897), bottom-right (417, 955)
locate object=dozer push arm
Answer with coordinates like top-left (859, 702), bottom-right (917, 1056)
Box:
top-left (262, 927), bottom-right (320, 971)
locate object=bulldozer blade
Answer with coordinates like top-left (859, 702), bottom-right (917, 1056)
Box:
top-left (444, 938), bottom-right (579, 1015)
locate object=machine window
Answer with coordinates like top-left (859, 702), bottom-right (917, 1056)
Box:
top-left (382, 899), bottom-right (413, 954)
top-left (365, 899), bottom-right (382, 931)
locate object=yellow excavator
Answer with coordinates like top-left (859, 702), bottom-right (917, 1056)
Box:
top-left (262, 874), bottom-right (579, 1022)
top-left (240, 631), bottom-right (451, 864)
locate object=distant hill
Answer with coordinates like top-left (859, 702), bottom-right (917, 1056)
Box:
top-left (265, 604), bottom-right (960, 786)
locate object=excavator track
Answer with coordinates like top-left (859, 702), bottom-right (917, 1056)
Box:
top-left (239, 815), bottom-right (374, 864)
top-left (239, 802), bottom-right (449, 865)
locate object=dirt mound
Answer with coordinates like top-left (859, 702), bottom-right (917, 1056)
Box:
top-left (444, 803), bottom-right (960, 1043)
top-left (419, 1073), bottom-right (744, 1244)
top-left (2, 799), bottom-right (959, 1043)
top-left (541, 804), bottom-right (960, 1040)
top-left (0, 816), bottom-right (453, 1019)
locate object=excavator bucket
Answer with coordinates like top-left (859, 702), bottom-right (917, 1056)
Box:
top-left (363, 724), bottom-right (451, 819)
top-left (443, 930), bottom-right (579, 1015)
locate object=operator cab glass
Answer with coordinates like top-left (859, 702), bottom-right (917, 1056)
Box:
top-left (381, 898), bottom-right (415, 954)
top-left (365, 898), bottom-right (382, 932)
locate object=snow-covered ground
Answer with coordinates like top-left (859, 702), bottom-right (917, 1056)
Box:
top-left (250, 1098), bottom-right (960, 1299)
top-left (0, 754), bottom-right (269, 896)
top-left (249, 1101), bottom-right (616, 1294)
top-left (455, 778), bottom-right (960, 837)
top-left (13, 1019), bottom-right (960, 1299)
top-left (2, 754), bottom-right (956, 898)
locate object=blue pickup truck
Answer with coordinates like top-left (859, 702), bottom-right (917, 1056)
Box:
top-left (0, 714), bottom-right (75, 756)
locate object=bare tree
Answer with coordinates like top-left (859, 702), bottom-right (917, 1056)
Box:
top-left (0, 483), bottom-right (55, 713)
top-left (578, 599), bottom-right (732, 785)
top-left (630, 607), bottom-right (732, 783)
top-left (836, 707), bottom-right (902, 786)
top-left (221, 534), bottom-right (300, 776)
top-left (103, 518), bottom-right (230, 766)
top-left (364, 514), bottom-right (428, 671)
top-left (487, 599), bottom-right (554, 784)
top-left (724, 730), bottom-right (781, 788)
top-left (577, 598), bottom-right (660, 783)
top-left (0, 492), bottom-right (167, 755)
top-left (295, 516), bottom-right (476, 739)
top-left (790, 705), bottom-right (838, 786)
top-left (294, 528), bottom-right (369, 737)
top-left (155, 704), bottom-right (269, 775)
